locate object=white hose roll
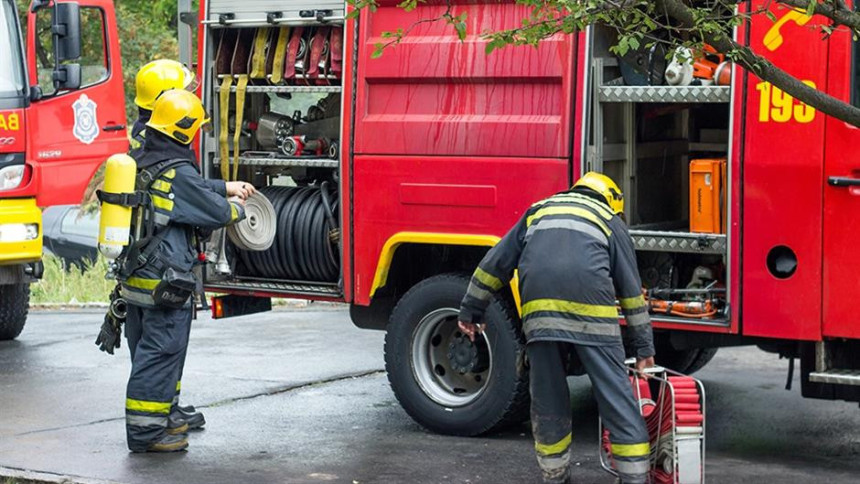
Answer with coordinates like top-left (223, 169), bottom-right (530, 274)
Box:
top-left (227, 191), bottom-right (276, 251)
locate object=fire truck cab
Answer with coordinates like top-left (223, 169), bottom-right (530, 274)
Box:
top-left (192, 0), bottom-right (860, 435)
top-left (0, 0), bottom-right (126, 340)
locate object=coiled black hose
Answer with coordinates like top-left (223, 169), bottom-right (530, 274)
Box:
top-left (237, 184), bottom-right (339, 282)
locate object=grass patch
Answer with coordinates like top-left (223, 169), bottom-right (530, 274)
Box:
top-left (30, 255), bottom-right (113, 305)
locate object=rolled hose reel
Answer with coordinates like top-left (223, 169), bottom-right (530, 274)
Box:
top-left (234, 183), bottom-right (339, 282)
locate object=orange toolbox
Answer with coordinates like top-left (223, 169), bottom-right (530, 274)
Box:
top-left (689, 158), bottom-right (726, 234)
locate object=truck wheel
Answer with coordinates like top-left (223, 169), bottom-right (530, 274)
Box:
top-left (655, 343), bottom-right (718, 375)
top-left (385, 274), bottom-right (529, 436)
top-left (0, 283), bottom-right (30, 341)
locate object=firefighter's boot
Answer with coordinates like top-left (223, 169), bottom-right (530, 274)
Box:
top-left (132, 433), bottom-right (189, 453)
top-left (166, 414), bottom-right (189, 435)
top-left (171, 405), bottom-right (205, 431)
top-left (543, 468), bottom-right (571, 484)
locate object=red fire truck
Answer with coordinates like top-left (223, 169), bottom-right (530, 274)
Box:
top-left (0, 0), bottom-right (125, 340)
top-left (188, 0), bottom-right (860, 435)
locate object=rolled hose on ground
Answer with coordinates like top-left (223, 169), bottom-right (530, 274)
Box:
top-left (235, 183), bottom-right (339, 282)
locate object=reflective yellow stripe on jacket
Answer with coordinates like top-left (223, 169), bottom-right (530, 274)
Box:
top-left (474, 267), bottom-right (504, 291)
top-left (523, 298), bottom-right (618, 319)
top-left (526, 206), bottom-right (611, 236)
top-left (619, 295), bottom-right (646, 311)
top-left (151, 179), bottom-right (172, 193)
top-left (152, 195), bottom-right (174, 211)
top-left (532, 194), bottom-right (614, 220)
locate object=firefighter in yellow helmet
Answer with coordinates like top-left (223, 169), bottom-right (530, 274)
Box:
top-left (80, 60), bottom-right (197, 209)
top-left (458, 172), bottom-right (655, 484)
top-left (129, 59), bottom-right (198, 158)
top-left (117, 90), bottom-right (255, 452)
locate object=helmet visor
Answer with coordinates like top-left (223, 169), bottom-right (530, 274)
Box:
top-left (182, 66), bottom-right (200, 93)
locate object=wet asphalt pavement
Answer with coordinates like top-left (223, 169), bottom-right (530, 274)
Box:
top-left (1, 309), bottom-right (859, 484)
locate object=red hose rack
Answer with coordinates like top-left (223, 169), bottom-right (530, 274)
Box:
top-left (600, 365), bottom-right (706, 484)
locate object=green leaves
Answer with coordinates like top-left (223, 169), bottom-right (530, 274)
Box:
top-left (452, 12), bottom-right (468, 41)
top-left (806, 0), bottom-right (817, 17)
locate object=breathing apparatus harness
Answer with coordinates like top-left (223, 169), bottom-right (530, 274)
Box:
top-left (94, 158), bottom-right (199, 355)
top-left (99, 158), bottom-right (188, 278)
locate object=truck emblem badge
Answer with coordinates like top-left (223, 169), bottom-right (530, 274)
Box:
top-left (72, 94), bottom-right (99, 145)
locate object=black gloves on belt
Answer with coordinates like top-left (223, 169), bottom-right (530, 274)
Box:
top-left (96, 285), bottom-right (127, 355)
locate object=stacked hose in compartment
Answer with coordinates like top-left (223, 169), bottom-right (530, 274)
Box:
top-left (236, 183), bottom-right (339, 282)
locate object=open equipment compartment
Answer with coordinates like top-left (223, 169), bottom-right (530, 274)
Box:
top-left (584, 23), bottom-right (733, 325)
top-left (199, 2), bottom-right (346, 298)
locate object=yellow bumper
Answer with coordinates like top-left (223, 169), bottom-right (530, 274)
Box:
top-left (0, 198), bottom-right (42, 265)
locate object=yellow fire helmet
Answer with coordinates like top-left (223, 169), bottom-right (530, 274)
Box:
top-left (134, 59), bottom-right (198, 110)
top-left (573, 171), bottom-right (624, 215)
top-left (146, 89), bottom-right (210, 145)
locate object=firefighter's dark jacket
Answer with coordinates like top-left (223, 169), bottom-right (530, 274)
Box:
top-left (120, 128), bottom-right (244, 308)
top-left (128, 107), bottom-right (150, 160)
top-left (459, 189), bottom-right (655, 358)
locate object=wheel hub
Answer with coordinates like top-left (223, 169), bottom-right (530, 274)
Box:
top-left (448, 336), bottom-right (478, 374)
top-left (410, 308), bottom-right (493, 407)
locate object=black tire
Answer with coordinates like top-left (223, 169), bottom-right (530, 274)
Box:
top-left (0, 283), bottom-right (29, 341)
top-left (385, 273), bottom-right (529, 436)
top-left (655, 335), bottom-right (718, 375)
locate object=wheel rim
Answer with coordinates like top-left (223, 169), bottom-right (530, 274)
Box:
top-left (411, 308), bottom-right (492, 407)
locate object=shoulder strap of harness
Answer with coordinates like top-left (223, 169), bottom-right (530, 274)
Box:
top-left (136, 158), bottom-right (189, 190)
top-left (119, 158), bottom-right (194, 279)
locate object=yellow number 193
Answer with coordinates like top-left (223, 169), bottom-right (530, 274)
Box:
top-left (756, 80), bottom-right (816, 124)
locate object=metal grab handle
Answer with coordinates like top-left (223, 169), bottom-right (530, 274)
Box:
top-left (102, 124), bottom-right (126, 132)
top-left (828, 176), bottom-right (860, 187)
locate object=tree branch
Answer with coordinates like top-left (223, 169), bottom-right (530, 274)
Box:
top-left (657, 0), bottom-right (860, 127)
top-left (777, 0), bottom-right (860, 32)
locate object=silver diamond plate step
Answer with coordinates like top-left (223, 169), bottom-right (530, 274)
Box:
top-left (630, 230), bottom-right (727, 255)
top-left (206, 279), bottom-right (342, 298)
top-left (809, 370), bottom-right (860, 385)
top-left (599, 86), bottom-right (731, 103)
top-left (214, 157), bottom-right (338, 169)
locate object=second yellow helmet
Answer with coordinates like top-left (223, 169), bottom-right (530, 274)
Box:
top-left (146, 90), bottom-right (210, 145)
top-left (134, 59), bottom-right (197, 110)
top-left (573, 172), bottom-right (624, 215)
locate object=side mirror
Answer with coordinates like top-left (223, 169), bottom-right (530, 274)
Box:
top-left (54, 63), bottom-right (81, 90)
top-left (52, 2), bottom-right (81, 62)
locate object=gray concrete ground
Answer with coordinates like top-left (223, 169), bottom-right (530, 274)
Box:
top-left (1, 309), bottom-right (859, 484)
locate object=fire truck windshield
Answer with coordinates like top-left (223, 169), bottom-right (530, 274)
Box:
top-left (0, 0), bottom-right (26, 98)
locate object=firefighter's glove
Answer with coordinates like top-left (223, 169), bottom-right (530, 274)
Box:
top-left (95, 288), bottom-right (127, 355)
top-left (95, 312), bottom-right (123, 355)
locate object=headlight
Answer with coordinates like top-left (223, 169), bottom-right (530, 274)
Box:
top-left (0, 223), bottom-right (39, 242)
top-left (0, 165), bottom-right (25, 191)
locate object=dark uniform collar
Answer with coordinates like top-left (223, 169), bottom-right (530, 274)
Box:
top-left (137, 128), bottom-right (197, 171)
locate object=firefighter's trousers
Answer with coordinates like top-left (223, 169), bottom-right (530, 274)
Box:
top-left (124, 304), bottom-right (191, 451)
top-left (126, 306), bottom-right (192, 411)
top-left (527, 341), bottom-right (650, 484)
